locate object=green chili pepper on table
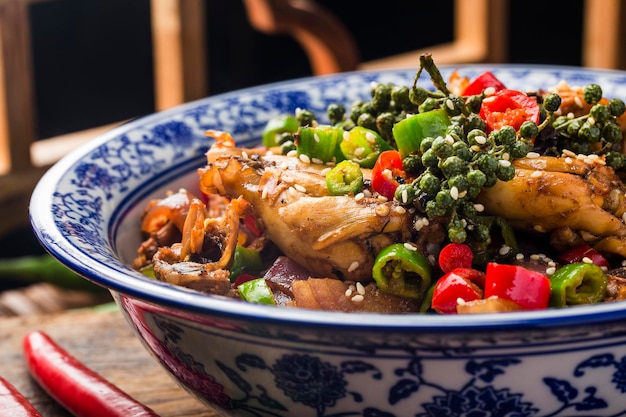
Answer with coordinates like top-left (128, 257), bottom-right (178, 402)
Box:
top-left (549, 262), bottom-right (608, 307)
top-left (371, 243), bottom-right (432, 301)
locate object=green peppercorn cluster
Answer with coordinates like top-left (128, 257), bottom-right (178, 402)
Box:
top-left (397, 117), bottom-right (538, 244)
top-left (550, 83), bottom-right (626, 168)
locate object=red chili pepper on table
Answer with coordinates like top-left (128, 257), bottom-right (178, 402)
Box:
top-left (0, 376), bottom-right (43, 417)
top-left (479, 89), bottom-right (540, 132)
top-left (371, 150), bottom-right (406, 200)
top-left (484, 262), bottom-right (551, 310)
top-left (462, 71), bottom-right (507, 96)
top-left (22, 331), bottom-right (160, 417)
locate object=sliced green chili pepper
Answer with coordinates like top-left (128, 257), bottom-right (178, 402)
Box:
top-left (296, 125), bottom-right (344, 163)
top-left (548, 262), bottom-right (608, 307)
top-left (229, 245), bottom-right (265, 282)
top-left (392, 108), bottom-right (450, 158)
top-left (340, 126), bottom-right (392, 168)
top-left (325, 160), bottom-right (363, 196)
top-left (262, 114), bottom-right (299, 147)
top-left (237, 277), bottom-right (276, 305)
top-left (372, 243), bottom-right (431, 300)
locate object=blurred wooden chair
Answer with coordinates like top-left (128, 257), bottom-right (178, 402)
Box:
top-left (0, 0), bottom-right (207, 238)
top-left (243, 0), bottom-right (626, 74)
top-left (243, 0), bottom-right (510, 74)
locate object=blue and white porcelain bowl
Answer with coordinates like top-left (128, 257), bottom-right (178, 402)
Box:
top-left (30, 65), bottom-right (626, 417)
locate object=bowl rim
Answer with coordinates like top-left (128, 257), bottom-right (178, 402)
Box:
top-left (29, 63), bottom-right (626, 333)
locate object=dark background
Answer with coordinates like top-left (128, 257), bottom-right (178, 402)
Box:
top-left (5, 0), bottom-right (585, 256)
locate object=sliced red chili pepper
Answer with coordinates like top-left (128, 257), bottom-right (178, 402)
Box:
top-left (462, 71), bottom-right (506, 96)
top-left (371, 150), bottom-right (406, 200)
top-left (438, 242), bottom-right (474, 273)
top-left (0, 376), bottom-right (43, 417)
top-left (484, 262), bottom-right (550, 310)
top-left (243, 214), bottom-right (261, 237)
top-left (479, 89), bottom-right (540, 132)
top-left (431, 267), bottom-right (485, 314)
top-left (558, 243), bottom-right (610, 268)
top-left (23, 331), bottom-right (160, 417)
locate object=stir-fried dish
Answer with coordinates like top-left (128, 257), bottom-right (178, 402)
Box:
top-left (133, 54), bottom-right (626, 314)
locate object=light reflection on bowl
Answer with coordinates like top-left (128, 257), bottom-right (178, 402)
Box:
top-left (30, 65), bottom-right (626, 416)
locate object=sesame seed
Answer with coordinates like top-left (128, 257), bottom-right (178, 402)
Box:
top-left (299, 153), bottom-right (311, 164)
top-left (354, 147), bottom-right (365, 156)
top-left (355, 192), bottom-right (365, 201)
top-left (293, 184), bottom-right (307, 193)
top-left (241, 151), bottom-right (249, 160)
top-left (287, 150), bottom-right (298, 157)
top-left (475, 135), bottom-right (487, 145)
top-left (562, 149), bottom-right (577, 158)
top-left (473, 203), bottom-right (485, 212)
top-left (471, 145), bottom-right (481, 152)
top-left (574, 96), bottom-right (584, 108)
top-left (345, 287), bottom-right (353, 297)
top-left (588, 117), bottom-right (596, 125)
top-left (343, 131), bottom-right (350, 141)
top-left (261, 187), bottom-right (269, 199)
top-left (526, 152), bottom-right (540, 158)
top-left (546, 266), bottom-right (556, 275)
top-left (445, 135), bottom-right (455, 144)
top-left (502, 152), bottom-right (510, 161)
top-left (401, 189), bottom-right (409, 203)
top-left (394, 205), bottom-right (407, 214)
top-left (365, 132), bottom-right (377, 143)
top-left (382, 168), bottom-right (393, 180)
top-left (320, 167), bottom-right (331, 175)
top-left (567, 112), bottom-right (575, 119)
top-left (356, 282), bottom-right (366, 295)
top-left (484, 86), bottom-right (496, 96)
top-left (450, 186), bottom-right (459, 200)
top-left (582, 256), bottom-right (593, 264)
top-left (515, 253), bottom-right (525, 260)
top-left (458, 190), bottom-right (467, 199)
top-left (499, 245), bottom-right (510, 255)
top-left (377, 195), bottom-right (389, 203)
top-left (312, 157), bottom-right (324, 165)
top-left (565, 157), bottom-right (573, 164)
top-left (282, 175), bottom-right (294, 184)
top-left (376, 205), bottom-right (390, 216)
top-left (446, 99), bottom-right (455, 110)
top-left (348, 261), bottom-right (360, 272)
top-left (404, 242), bottom-right (418, 251)
top-left (351, 294), bottom-right (364, 302)
top-left (531, 170), bottom-right (543, 178)
top-left (498, 159), bottom-right (511, 167)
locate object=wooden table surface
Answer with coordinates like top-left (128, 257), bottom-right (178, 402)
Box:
top-left (0, 308), bottom-right (225, 417)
